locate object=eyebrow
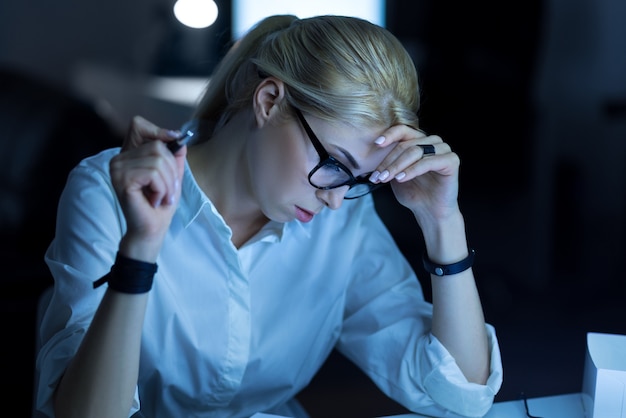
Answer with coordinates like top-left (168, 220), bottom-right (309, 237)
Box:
top-left (335, 146), bottom-right (361, 171)
top-left (296, 107), bottom-right (362, 171)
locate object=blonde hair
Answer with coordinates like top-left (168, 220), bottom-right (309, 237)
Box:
top-left (194, 14), bottom-right (420, 139)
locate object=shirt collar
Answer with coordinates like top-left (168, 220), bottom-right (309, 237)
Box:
top-left (176, 161), bottom-right (312, 241)
top-left (177, 161), bottom-right (211, 229)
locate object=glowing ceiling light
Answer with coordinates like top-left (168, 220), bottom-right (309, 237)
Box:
top-left (232, 0), bottom-right (385, 39)
top-left (173, 0), bottom-right (219, 29)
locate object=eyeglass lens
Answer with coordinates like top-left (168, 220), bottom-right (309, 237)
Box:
top-left (310, 164), bottom-right (351, 188)
top-left (296, 107), bottom-right (378, 199)
top-left (310, 164), bottom-right (374, 198)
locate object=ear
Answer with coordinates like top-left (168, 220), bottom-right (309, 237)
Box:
top-left (253, 77), bottom-right (286, 128)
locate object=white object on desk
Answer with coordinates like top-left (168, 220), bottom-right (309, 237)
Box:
top-left (484, 393), bottom-right (585, 418)
top-left (582, 332), bottom-right (626, 418)
top-left (382, 393), bottom-right (585, 418)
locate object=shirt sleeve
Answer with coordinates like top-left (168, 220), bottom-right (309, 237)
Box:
top-left (33, 150), bottom-right (142, 417)
top-left (335, 197), bottom-right (503, 418)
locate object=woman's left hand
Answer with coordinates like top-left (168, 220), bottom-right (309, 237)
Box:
top-left (369, 125), bottom-right (461, 224)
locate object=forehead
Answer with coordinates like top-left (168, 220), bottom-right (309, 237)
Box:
top-left (306, 115), bottom-right (389, 170)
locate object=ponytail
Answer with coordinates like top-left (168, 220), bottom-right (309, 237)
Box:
top-left (193, 14), bottom-right (419, 141)
top-left (193, 15), bottom-right (298, 140)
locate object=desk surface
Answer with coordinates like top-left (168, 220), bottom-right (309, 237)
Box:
top-left (251, 393), bottom-right (586, 418)
top-left (383, 392), bottom-right (585, 418)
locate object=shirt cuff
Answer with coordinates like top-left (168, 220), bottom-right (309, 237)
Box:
top-left (422, 324), bottom-right (503, 417)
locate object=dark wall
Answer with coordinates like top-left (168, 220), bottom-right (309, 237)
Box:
top-left (0, 69), bottom-right (121, 415)
top-left (1, 0), bottom-right (625, 416)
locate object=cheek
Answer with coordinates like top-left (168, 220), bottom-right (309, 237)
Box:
top-left (252, 131), bottom-right (311, 196)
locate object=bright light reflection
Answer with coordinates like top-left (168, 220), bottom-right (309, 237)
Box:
top-left (232, 0), bottom-right (385, 39)
top-left (147, 76), bottom-right (209, 106)
top-left (173, 0), bottom-right (219, 29)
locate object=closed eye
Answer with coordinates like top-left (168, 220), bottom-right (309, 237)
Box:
top-left (335, 146), bottom-right (361, 171)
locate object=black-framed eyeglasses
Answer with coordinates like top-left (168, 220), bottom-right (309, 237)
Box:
top-left (293, 108), bottom-right (381, 199)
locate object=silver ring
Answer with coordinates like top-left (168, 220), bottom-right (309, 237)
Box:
top-left (418, 144), bottom-right (435, 155)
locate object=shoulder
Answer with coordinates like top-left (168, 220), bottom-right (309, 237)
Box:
top-left (57, 147), bottom-right (123, 227)
top-left (62, 147), bottom-right (120, 191)
top-left (49, 148), bottom-right (125, 265)
top-left (74, 147), bottom-right (120, 174)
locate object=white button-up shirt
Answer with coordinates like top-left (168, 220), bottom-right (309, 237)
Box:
top-left (35, 148), bottom-right (502, 418)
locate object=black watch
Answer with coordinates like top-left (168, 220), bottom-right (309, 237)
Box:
top-left (422, 248), bottom-right (475, 276)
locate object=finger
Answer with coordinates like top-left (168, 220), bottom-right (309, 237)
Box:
top-left (111, 154), bottom-right (166, 204)
top-left (370, 136), bottom-right (450, 182)
top-left (127, 160), bottom-right (174, 208)
top-left (393, 151), bottom-right (461, 183)
top-left (159, 145), bottom-right (186, 206)
top-left (124, 116), bottom-right (180, 151)
top-left (380, 135), bottom-right (447, 166)
top-left (141, 144), bottom-right (181, 206)
top-left (374, 124), bottom-right (428, 147)
top-left (121, 141), bottom-right (180, 186)
top-left (112, 143), bottom-right (181, 207)
top-left (144, 172), bottom-right (170, 209)
top-left (131, 116), bottom-right (181, 141)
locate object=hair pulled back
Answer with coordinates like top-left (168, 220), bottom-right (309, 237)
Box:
top-left (194, 14), bottom-right (420, 140)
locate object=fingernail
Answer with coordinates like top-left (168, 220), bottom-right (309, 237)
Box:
top-left (395, 172), bottom-right (406, 180)
top-left (167, 130), bottom-right (181, 138)
top-left (379, 170), bottom-right (390, 181)
top-left (369, 171), bottom-right (381, 182)
top-left (374, 136), bottom-right (385, 145)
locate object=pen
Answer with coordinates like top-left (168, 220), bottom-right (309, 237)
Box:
top-left (167, 119), bottom-right (199, 154)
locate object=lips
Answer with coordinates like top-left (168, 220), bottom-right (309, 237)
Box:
top-left (295, 206), bottom-right (315, 223)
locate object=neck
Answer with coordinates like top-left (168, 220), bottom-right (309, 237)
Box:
top-left (187, 111), bottom-right (269, 247)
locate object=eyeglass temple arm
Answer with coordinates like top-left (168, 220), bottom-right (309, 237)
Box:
top-left (294, 109), bottom-right (329, 158)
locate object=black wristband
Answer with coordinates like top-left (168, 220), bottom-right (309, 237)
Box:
top-left (93, 253), bottom-right (158, 294)
top-left (423, 248), bottom-right (475, 277)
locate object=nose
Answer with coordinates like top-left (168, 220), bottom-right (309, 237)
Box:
top-left (316, 186), bottom-right (349, 210)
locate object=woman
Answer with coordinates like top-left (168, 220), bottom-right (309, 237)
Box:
top-left (35, 14), bottom-right (502, 418)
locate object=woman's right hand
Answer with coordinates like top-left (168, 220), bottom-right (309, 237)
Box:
top-left (109, 116), bottom-right (186, 262)
top-left (122, 115), bottom-right (181, 152)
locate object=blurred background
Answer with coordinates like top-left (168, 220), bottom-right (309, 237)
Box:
top-left (1, 0), bottom-right (625, 416)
